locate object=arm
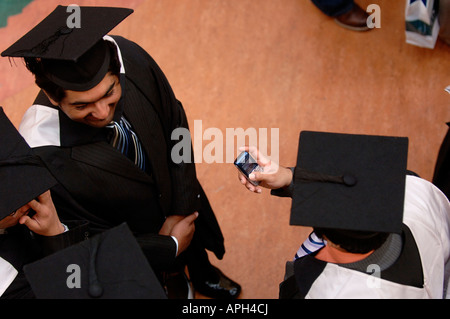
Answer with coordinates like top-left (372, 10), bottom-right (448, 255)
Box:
top-left (158, 212), bottom-right (198, 256)
top-left (18, 190), bottom-right (64, 236)
top-left (139, 212), bottom-right (197, 272)
top-left (33, 221), bottom-right (89, 257)
top-left (237, 146), bottom-right (294, 195)
top-left (50, 179), bottom-right (195, 270)
top-left (48, 168), bottom-right (197, 271)
top-left (18, 190), bottom-right (89, 256)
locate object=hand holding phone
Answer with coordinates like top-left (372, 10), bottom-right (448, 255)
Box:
top-left (234, 151), bottom-right (263, 186)
top-left (235, 146), bottom-right (293, 193)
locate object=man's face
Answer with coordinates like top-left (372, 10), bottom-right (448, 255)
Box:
top-left (53, 72), bottom-right (122, 128)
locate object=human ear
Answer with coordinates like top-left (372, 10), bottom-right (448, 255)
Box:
top-left (42, 90), bottom-right (60, 107)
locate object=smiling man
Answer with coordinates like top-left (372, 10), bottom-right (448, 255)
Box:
top-left (2, 6), bottom-right (240, 299)
top-left (60, 76), bottom-right (121, 128)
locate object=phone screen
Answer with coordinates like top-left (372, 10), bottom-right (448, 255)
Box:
top-left (234, 151), bottom-right (260, 185)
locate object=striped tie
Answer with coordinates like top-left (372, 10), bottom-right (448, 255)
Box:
top-left (294, 232), bottom-right (325, 260)
top-left (107, 116), bottom-right (146, 171)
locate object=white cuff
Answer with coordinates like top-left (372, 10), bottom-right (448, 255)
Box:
top-left (170, 236), bottom-right (179, 257)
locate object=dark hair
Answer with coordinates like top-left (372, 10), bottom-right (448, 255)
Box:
top-left (314, 227), bottom-right (389, 254)
top-left (24, 40), bottom-right (121, 103)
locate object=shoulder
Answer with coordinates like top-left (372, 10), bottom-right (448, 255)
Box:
top-left (404, 175), bottom-right (450, 221)
top-left (108, 35), bottom-right (154, 65)
top-left (403, 175), bottom-right (450, 263)
top-left (19, 104), bottom-right (61, 148)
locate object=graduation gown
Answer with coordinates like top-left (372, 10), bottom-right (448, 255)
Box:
top-left (19, 35), bottom-right (225, 271)
top-left (0, 222), bottom-right (88, 299)
top-left (278, 176), bottom-right (450, 299)
top-left (433, 122), bottom-right (450, 199)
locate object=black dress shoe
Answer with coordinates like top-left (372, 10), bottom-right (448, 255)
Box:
top-left (334, 3), bottom-right (371, 31)
top-left (192, 266), bottom-right (241, 299)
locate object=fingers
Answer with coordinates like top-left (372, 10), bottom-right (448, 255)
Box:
top-left (238, 173), bottom-right (247, 185)
top-left (171, 212), bottom-right (198, 255)
top-left (160, 212), bottom-right (199, 236)
top-left (159, 215), bottom-right (181, 235)
top-left (177, 212), bottom-right (198, 232)
top-left (26, 190), bottom-right (52, 214)
top-left (237, 172), bottom-right (262, 194)
top-left (18, 214), bottom-right (38, 231)
top-left (249, 171), bottom-right (263, 182)
top-left (171, 212), bottom-right (198, 230)
top-left (238, 146), bottom-right (270, 167)
top-left (18, 214), bottom-right (30, 225)
top-left (37, 190), bottom-right (52, 203)
top-left (165, 215), bottom-right (185, 223)
top-left (19, 190), bottom-right (64, 236)
top-left (183, 212), bottom-right (199, 224)
top-left (27, 198), bottom-right (41, 213)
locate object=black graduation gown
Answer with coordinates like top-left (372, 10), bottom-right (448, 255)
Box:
top-left (28, 36), bottom-right (225, 272)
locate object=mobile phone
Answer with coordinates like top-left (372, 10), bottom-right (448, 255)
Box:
top-left (234, 151), bottom-right (263, 186)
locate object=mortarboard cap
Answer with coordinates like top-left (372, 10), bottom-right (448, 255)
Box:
top-left (0, 107), bottom-right (57, 220)
top-left (290, 131), bottom-right (408, 234)
top-left (1, 5), bottom-right (133, 91)
top-left (23, 223), bottom-right (167, 299)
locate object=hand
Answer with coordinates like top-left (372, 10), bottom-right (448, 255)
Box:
top-left (159, 212), bottom-right (198, 256)
top-left (237, 146), bottom-right (293, 194)
top-left (19, 190), bottom-right (65, 236)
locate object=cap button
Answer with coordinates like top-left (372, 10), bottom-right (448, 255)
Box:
top-left (342, 174), bottom-right (357, 187)
top-left (88, 283), bottom-right (104, 298)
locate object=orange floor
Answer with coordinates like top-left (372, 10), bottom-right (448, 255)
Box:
top-left (0, 0), bottom-right (449, 299)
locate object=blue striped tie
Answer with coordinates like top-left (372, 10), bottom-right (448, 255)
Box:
top-left (107, 117), bottom-right (146, 171)
top-left (294, 232), bottom-right (325, 260)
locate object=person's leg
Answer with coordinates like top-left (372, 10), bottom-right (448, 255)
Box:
top-left (311, 0), bottom-right (371, 31)
top-left (184, 235), bottom-right (242, 299)
top-left (310, 0), bottom-right (355, 17)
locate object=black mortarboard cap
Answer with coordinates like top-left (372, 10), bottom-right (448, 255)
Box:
top-left (24, 223), bottom-right (167, 299)
top-left (1, 6), bottom-right (133, 91)
top-left (0, 107), bottom-right (57, 220)
top-left (290, 131), bottom-right (408, 234)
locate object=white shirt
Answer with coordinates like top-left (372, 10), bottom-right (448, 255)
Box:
top-left (0, 256), bottom-right (18, 297)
